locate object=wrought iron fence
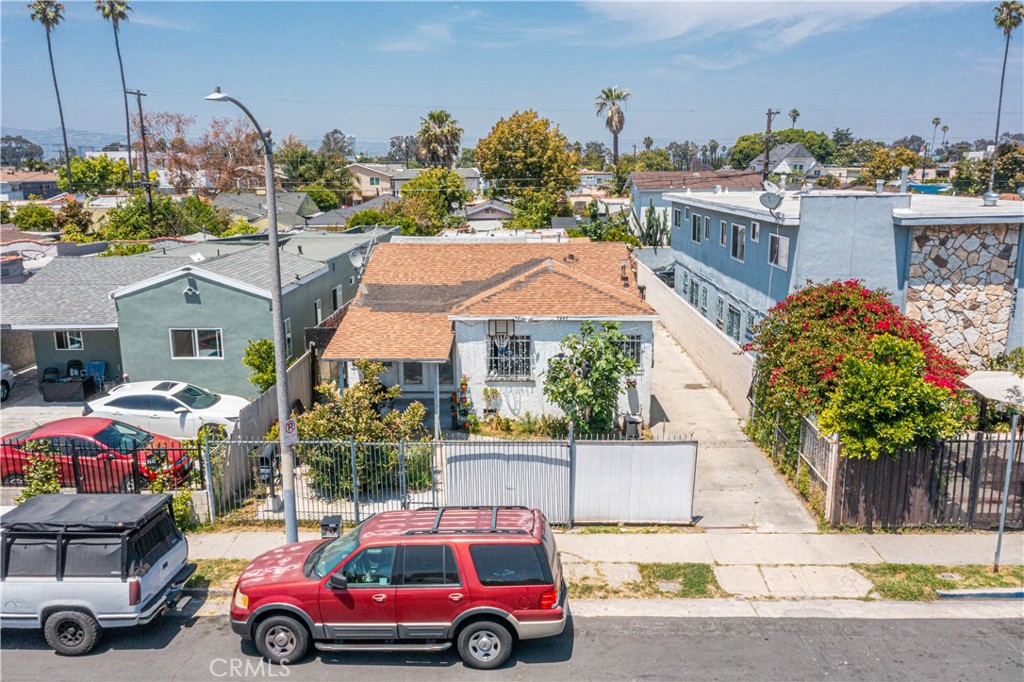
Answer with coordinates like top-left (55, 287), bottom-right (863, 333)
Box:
top-left (0, 438), bottom-right (204, 494)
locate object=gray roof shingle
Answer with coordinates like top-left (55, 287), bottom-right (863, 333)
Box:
top-left (197, 245), bottom-right (326, 292)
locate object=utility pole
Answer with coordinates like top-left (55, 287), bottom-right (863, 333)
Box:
top-left (126, 89), bottom-right (155, 234)
top-left (762, 109), bottom-right (781, 182)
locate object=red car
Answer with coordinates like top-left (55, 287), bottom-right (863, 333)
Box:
top-left (0, 417), bottom-right (191, 493)
top-left (230, 506), bottom-right (567, 669)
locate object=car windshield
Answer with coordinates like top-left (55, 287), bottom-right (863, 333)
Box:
top-left (94, 421), bottom-right (153, 451)
top-left (173, 384), bottom-right (220, 410)
top-left (312, 521), bottom-right (365, 578)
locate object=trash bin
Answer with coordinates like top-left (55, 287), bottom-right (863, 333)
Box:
top-left (321, 515), bottom-right (342, 538)
top-left (624, 415), bottom-right (642, 439)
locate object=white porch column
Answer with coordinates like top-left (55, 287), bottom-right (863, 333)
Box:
top-left (434, 363), bottom-right (441, 440)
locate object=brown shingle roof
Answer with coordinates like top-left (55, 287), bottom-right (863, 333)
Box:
top-left (630, 170), bottom-right (763, 191)
top-left (322, 242), bottom-right (656, 362)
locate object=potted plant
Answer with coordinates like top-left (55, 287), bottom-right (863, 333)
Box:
top-left (482, 386), bottom-right (500, 418)
top-left (460, 374), bottom-right (469, 392)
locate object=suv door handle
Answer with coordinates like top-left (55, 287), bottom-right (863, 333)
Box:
top-left (371, 594), bottom-right (388, 603)
top-left (449, 593), bottom-right (464, 602)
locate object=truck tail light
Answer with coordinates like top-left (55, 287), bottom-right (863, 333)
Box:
top-left (129, 579), bottom-right (141, 606)
top-left (539, 588), bottom-right (558, 610)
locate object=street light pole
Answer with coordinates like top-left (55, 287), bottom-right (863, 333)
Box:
top-left (206, 87), bottom-right (298, 544)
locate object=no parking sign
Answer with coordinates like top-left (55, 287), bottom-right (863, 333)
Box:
top-left (282, 417), bottom-right (299, 445)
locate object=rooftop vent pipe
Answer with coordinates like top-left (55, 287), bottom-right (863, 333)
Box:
top-left (875, 179), bottom-right (884, 194)
top-left (900, 166), bottom-right (909, 193)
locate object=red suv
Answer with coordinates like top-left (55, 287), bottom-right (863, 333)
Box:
top-left (230, 506), bottom-right (566, 669)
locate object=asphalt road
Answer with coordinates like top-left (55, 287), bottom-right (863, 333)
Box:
top-left (2, 614), bottom-right (1022, 682)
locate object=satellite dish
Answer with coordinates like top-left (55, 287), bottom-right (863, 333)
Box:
top-left (762, 180), bottom-right (782, 194)
top-left (759, 192), bottom-right (783, 210)
top-left (349, 248), bottom-right (366, 270)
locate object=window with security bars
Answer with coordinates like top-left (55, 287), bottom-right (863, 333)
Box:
top-left (619, 335), bottom-right (643, 375)
top-left (487, 335), bottom-right (532, 379)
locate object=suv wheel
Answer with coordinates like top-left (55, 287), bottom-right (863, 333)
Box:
top-left (44, 610), bottom-right (100, 656)
top-left (457, 620), bottom-right (513, 670)
top-left (254, 615), bottom-right (309, 665)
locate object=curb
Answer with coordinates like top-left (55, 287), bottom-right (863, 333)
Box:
top-left (936, 587), bottom-right (1024, 600)
top-left (569, 598), bottom-right (1024, 619)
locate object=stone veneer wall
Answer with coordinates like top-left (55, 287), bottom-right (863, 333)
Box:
top-left (905, 223), bottom-right (1019, 367)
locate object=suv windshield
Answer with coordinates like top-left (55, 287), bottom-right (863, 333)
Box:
top-left (94, 421), bottom-right (153, 451)
top-left (312, 521), bottom-right (365, 578)
top-left (173, 384), bottom-right (220, 410)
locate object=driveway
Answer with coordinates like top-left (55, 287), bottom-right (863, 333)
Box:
top-left (648, 324), bottom-right (817, 533)
top-left (0, 367), bottom-right (86, 436)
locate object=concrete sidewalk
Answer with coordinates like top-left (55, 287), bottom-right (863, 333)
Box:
top-left (187, 529), bottom-right (1024, 566)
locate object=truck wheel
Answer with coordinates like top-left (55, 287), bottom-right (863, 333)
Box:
top-left (254, 615), bottom-right (309, 665)
top-left (44, 610), bottom-right (100, 656)
top-left (457, 620), bottom-right (513, 670)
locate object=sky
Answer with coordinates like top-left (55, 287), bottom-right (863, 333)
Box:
top-left (2, 0), bottom-right (1023, 156)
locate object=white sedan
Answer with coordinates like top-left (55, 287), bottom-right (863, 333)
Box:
top-left (83, 381), bottom-right (248, 439)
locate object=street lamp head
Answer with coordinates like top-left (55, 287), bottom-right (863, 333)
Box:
top-left (205, 86), bottom-right (228, 102)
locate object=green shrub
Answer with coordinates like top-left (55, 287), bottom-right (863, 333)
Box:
top-left (16, 446), bottom-right (61, 504)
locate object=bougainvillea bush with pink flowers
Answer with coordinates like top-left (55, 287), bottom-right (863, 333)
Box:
top-left (745, 280), bottom-right (975, 462)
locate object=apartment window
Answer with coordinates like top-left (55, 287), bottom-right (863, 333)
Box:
top-left (170, 329), bottom-right (223, 359)
top-left (731, 224), bottom-right (746, 262)
top-left (619, 335), bottom-right (644, 375)
top-left (682, 272), bottom-right (690, 296)
top-left (369, 176), bottom-right (381, 186)
top-left (673, 208), bottom-right (681, 227)
top-left (769, 234), bottom-right (790, 271)
top-left (750, 221), bottom-right (760, 242)
top-left (439, 348), bottom-right (455, 386)
top-left (688, 279), bottom-right (700, 307)
top-left (332, 285), bottom-right (344, 312)
top-left (684, 207), bottom-right (690, 220)
top-left (703, 216), bottom-right (710, 240)
top-left (726, 306), bottom-right (742, 342)
top-left (403, 362), bottom-right (423, 385)
top-left (314, 299), bottom-right (323, 325)
top-left (700, 286), bottom-right (708, 314)
top-left (691, 214), bottom-right (701, 243)
top-left (54, 331), bottom-right (84, 351)
top-left (716, 299), bottom-right (725, 328)
top-left (488, 336), bottom-right (532, 379)
top-left (284, 318), bottom-right (293, 358)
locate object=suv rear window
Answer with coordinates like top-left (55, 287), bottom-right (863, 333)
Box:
top-left (469, 544), bottom-right (552, 586)
top-left (64, 537), bottom-right (122, 577)
top-left (127, 512), bottom-right (181, 576)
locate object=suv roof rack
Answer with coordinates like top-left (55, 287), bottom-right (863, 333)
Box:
top-left (403, 506), bottom-right (532, 536)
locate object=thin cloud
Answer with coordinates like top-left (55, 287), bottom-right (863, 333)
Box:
top-left (674, 50), bottom-right (750, 71)
top-left (128, 10), bottom-right (195, 32)
top-left (585, 0), bottom-right (918, 47)
top-left (377, 21), bottom-right (454, 52)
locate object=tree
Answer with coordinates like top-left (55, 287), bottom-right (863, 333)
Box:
top-left (54, 198), bottom-right (92, 241)
top-left (319, 128), bottom-right (353, 158)
top-left (789, 108), bottom-right (800, 128)
top-left (940, 125), bottom-right (950, 148)
top-left (833, 139), bottom-right (885, 167)
top-left (952, 142), bottom-right (1024, 194)
top-left (96, 1), bottom-right (134, 189)
top-left (643, 136), bottom-right (653, 152)
top-left (55, 154), bottom-right (133, 194)
top-left (861, 146), bottom-right (920, 183)
top-left (417, 110), bottom-right (462, 168)
top-left (930, 117), bottom-right (942, 159)
top-left (346, 201), bottom-right (418, 235)
top-left (818, 335), bottom-right (972, 460)
top-left (242, 338), bottom-right (279, 392)
top-left (506, 189), bottom-right (571, 232)
top-left (12, 202), bottom-right (55, 231)
top-left (729, 133), bottom-right (766, 169)
top-left (96, 192), bottom-right (182, 240)
top-left (399, 167), bottom-right (471, 234)
top-left (0, 203), bottom-right (10, 224)
top-left (196, 117), bottom-right (264, 191)
top-left (544, 321), bottom-right (638, 433)
top-left (386, 135), bottom-right (417, 165)
top-left (476, 110), bottom-right (579, 202)
top-left (274, 137), bottom-right (355, 202)
top-left (301, 185), bottom-right (340, 212)
top-left (666, 141), bottom-right (696, 170)
top-left (892, 134), bottom-right (925, 152)
top-left (179, 195), bottom-right (229, 235)
top-left (831, 127), bottom-right (854, 150)
top-left (289, 361), bottom-right (428, 497)
top-left (579, 141), bottom-right (609, 170)
top-left (135, 111), bottom-right (198, 193)
top-left (220, 216), bottom-right (259, 237)
top-left (988, 1), bottom-right (1024, 195)
top-left (1, 135), bottom-right (44, 166)
top-left (594, 86), bottom-right (631, 165)
top-left (29, 1), bottom-right (72, 190)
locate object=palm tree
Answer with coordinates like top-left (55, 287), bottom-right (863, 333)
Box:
top-left (789, 108), bottom-right (800, 128)
top-left (941, 124), bottom-right (949, 147)
top-left (417, 110), bottom-right (462, 168)
top-left (29, 1), bottom-right (72, 191)
top-left (929, 116), bottom-right (941, 162)
top-left (988, 1), bottom-right (1024, 196)
top-left (595, 86), bottom-right (631, 165)
top-left (96, 1), bottom-right (133, 189)
top-left (708, 139), bottom-right (719, 166)
top-left (642, 136), bottom-right (653, 152)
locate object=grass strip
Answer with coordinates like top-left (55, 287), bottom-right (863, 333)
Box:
top-left (853, 563), bottom-right (1024, 601)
